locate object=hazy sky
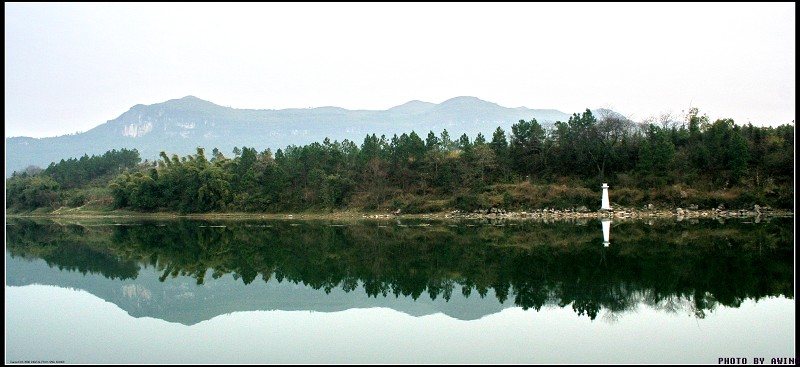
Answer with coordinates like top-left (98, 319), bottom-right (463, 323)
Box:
top-left (5, 2), bottom-right (795, 138)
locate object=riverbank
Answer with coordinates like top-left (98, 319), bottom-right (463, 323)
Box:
top-left (6, 205), bottom-right (793, 221)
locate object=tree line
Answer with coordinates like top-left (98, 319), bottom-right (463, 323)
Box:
top-left (6, 148), bottom-right (140, 210)
top-left (5, 108), bottom-right (794, 212)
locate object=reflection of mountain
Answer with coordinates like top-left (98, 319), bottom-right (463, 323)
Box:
top-left (6, 253), bottom-right (510, 325)
top-left (5, 217), bottom-right (794, 325)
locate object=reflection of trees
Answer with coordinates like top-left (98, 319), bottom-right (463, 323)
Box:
top-left (5, 217), bottom-right (794, 320)
top-left (6, 219), bottom-right (139, 280)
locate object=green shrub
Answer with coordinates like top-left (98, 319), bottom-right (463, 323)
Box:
top-left (66, 192), bottom-right (86, 207)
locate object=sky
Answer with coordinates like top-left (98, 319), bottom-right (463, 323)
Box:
top-left (4, 2), bottom-right (795, 138)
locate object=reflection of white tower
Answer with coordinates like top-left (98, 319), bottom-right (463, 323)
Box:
top-left (601, 183), bottom-right (612, 211)
top-left (602, 219), bottom-right (611, 247)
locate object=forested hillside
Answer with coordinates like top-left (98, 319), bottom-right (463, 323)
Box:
top-left (6, 108), bottom-right (794, 213)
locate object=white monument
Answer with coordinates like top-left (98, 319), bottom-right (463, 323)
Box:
top-left (601, 183), bottom-right (612, 211)
top-left (601, 219), bottom-right (611, 247)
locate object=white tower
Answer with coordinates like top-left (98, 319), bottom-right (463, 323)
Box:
top-left (601, 219), bottom-right (611, 247)
top-left (601, 183), bottom-right (612, 211)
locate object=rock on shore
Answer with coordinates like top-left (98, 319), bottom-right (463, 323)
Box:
top-left (443, 205), bottom-right (791, 220)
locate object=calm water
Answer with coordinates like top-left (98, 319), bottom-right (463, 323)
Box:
top-left (5, 216), bottom-right (795, 364)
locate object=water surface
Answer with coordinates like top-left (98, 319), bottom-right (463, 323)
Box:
top-left (5, 217), bottom-right (795, 364)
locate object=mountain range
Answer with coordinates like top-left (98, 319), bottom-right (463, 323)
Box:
top-left (6, 96), bottom-right (609, 177)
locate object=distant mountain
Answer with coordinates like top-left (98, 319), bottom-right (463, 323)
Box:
top-left (5, 96), bottom-right (615, 176)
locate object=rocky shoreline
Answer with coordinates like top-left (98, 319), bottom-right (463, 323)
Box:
top-left (440, 204), bottom-right (792, 221)
top-left (8, 204), bottom-right (792, 222)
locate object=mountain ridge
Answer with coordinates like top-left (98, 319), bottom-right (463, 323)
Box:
top-left (6, 96), bottom-right (620, 176)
